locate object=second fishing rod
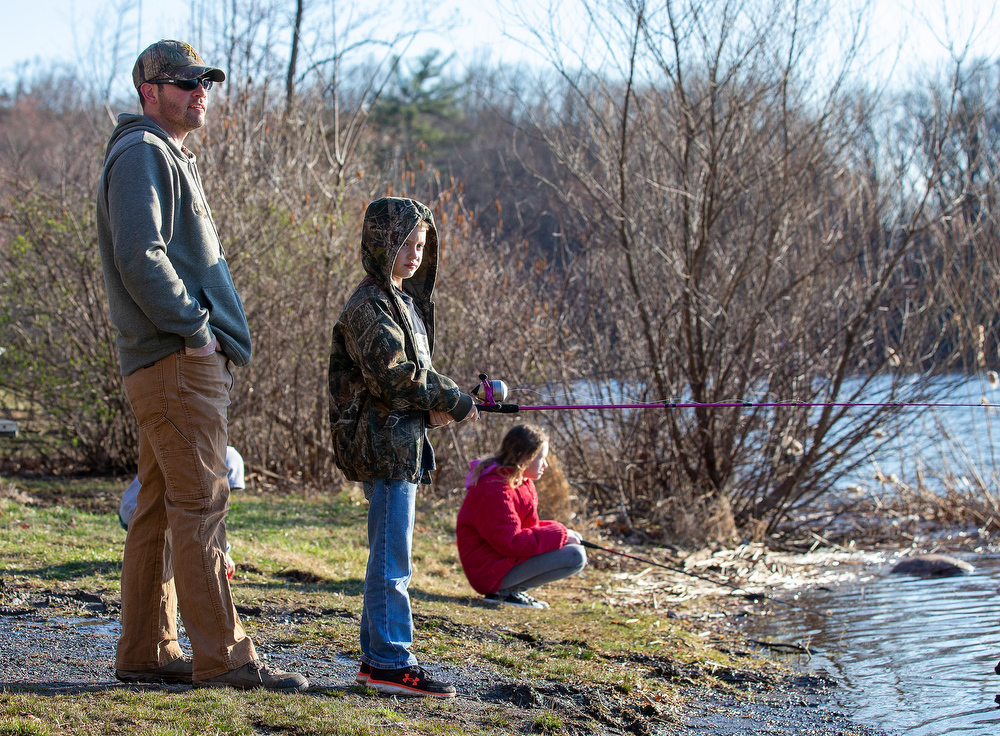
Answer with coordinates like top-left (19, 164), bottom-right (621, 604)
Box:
top-left (579, 539), bottom-right (826, 617)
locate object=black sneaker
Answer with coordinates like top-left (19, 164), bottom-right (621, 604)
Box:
top-left (367, 664), bottom-right (456, 698)
top-left (356, 660), bottom-right (371, 684)
top-left (487, 591), bottom-right (546, 609)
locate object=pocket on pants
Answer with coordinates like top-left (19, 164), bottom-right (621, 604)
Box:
top-left (124, 360), bottom-right (195, 455)
top-left (177, 351), bottom-right (229, 394)
top-left (161, 446), bottom-right (207, 500)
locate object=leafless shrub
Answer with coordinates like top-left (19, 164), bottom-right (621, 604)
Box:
top-left (0, 83), bottom-right (133, 472)
top-left (492, 0), bottom-right (991, 545)
top-left (535, 451), bottom-right (576, 524)
top-left (3, 0), bottom-right (1000, 549)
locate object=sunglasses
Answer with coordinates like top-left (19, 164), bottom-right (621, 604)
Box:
top-left (148, 77), bottom-right (214, 91)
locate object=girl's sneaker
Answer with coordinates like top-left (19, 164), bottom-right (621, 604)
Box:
top-left (521, 592), bottom-right (549, 609)
top-left (356, 661), bottom-right (371, 684)
top-left (367, 665), bottom-right (456, 698)
top-left (485, 591), bottom-right (547, 609)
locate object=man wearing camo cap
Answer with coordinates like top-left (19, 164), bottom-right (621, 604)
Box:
top-left (96, 40), bottom-right (307, 692)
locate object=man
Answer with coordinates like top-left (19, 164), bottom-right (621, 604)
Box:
top-left (96, 40), bottom-right (306, 692)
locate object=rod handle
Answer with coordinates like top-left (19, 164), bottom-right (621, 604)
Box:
top-left (477, 403), bottom-right (520, 413)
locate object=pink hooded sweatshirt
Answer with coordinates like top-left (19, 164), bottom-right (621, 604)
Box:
top-left (455, 460), bottom-right (569, 595)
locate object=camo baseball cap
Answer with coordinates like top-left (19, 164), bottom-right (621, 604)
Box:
top-left (132, 40), bottom-right (226, 90)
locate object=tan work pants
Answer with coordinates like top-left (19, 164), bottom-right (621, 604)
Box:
top-left (116, 351), bottom-right (256, 679)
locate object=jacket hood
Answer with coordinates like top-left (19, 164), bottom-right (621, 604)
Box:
top-left (104, 113), bottom-right (184, 162)
top-left (361, 197), bottom-right (439, 300)
top-left (465, 459), bottom-right (501, 489)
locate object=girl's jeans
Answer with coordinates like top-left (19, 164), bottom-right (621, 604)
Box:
top-left (117, 351), bottom-right (256, 680)
top-left (498, 544), bottom-right (588, 594)
top-left (361, 478), bottom-right (419, 669)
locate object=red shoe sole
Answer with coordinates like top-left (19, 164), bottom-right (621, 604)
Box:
top-left (366, 677), bottom-right (456, 698)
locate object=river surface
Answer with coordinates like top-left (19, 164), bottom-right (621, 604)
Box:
top-left (553, 373), bottom-right (1000, 493)
top-left (747, 556), bottom-right (1000, 735)
top-left (851, 374), bottom-right (1000, 493)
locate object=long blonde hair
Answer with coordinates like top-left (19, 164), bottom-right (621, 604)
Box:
top-left (469, 424), bottom-right (549, 488)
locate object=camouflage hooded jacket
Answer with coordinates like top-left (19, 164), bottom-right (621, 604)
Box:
top-left (328, 197), bottom-right (474, 484)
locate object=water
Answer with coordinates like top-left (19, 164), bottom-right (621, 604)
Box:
top-left (769, 375), bottom-right (1000, 732)
top-left (544, 373), bottom-right (1000, 493)
top-left (852, 374), bottom-right (1000, 493)
top-left (749, 557), bottom-right (1000, 735)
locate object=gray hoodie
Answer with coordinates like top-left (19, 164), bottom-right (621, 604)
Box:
top-left (96, 113), bottom-right (251, 376)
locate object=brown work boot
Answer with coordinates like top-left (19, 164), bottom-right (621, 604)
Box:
top-left (193, 659), bottom-right (308, 692)
top-left (116, 655), bottom-right (193, 684)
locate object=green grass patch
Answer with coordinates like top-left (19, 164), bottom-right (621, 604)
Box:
top-left (532, 711), bottom-right (564, 733)
top-left (0, 477), bottom-right (777, 735)
top-left (0, 688), bottom-right (480, 735)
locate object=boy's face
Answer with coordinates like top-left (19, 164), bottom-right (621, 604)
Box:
top-left (391, 225), bottom-right (426, 287)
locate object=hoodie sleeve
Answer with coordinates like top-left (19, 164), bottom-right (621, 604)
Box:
top-left (471, 476), bottom-right (568, 557)
top-left (344, 290), bottom-right (464, 413)
top-left (106, 142), bottom-right (213, 349)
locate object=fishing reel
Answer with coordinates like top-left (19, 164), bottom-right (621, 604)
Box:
top-left (472, 374), bottom-right (519, 413)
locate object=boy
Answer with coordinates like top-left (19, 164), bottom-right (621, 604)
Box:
top-left (329, 197), bottom-right (478, 698)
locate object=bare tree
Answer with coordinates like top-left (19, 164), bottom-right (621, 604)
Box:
top-left (285, 0), bottom-right (305, 113)
top-left (489, 0), bottom-right (982, 544)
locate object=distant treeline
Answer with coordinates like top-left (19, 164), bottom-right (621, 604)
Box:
top-left (2, 0), bottom-right (999, 544)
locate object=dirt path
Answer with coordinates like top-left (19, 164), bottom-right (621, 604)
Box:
top-left (0, 588), bottom-right (893, 736)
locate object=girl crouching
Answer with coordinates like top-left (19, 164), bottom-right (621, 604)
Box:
top-left (456, 425), bottom-right (586, 608)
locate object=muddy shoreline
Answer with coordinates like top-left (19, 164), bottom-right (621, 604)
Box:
top-left (0, 479), bottom-right (930, 733)
top-left (0, 581), bottom-right (893, 736)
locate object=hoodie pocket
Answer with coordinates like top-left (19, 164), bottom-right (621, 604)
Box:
top-left (201, 285), bottom-right (252, 365)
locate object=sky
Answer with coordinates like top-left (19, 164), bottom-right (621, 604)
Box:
top-left (0, 0), bottom-right (532, 83)
top-left (2, 0), bottom-right (998, 94)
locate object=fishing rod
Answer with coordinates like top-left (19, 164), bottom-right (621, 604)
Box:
top-left (579, 539), bottom-right (826, 617)
top-left (471, 374), bottom-right (997, 413)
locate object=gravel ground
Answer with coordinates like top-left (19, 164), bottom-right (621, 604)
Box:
top-left (0, 593), bottom-right (894, 736)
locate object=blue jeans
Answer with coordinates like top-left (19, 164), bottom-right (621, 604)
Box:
top-left (360, 478), bottom-right (418, 669)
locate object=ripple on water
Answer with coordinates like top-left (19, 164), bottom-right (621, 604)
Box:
top-left (747, 557), bottom-right (1000, 735)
